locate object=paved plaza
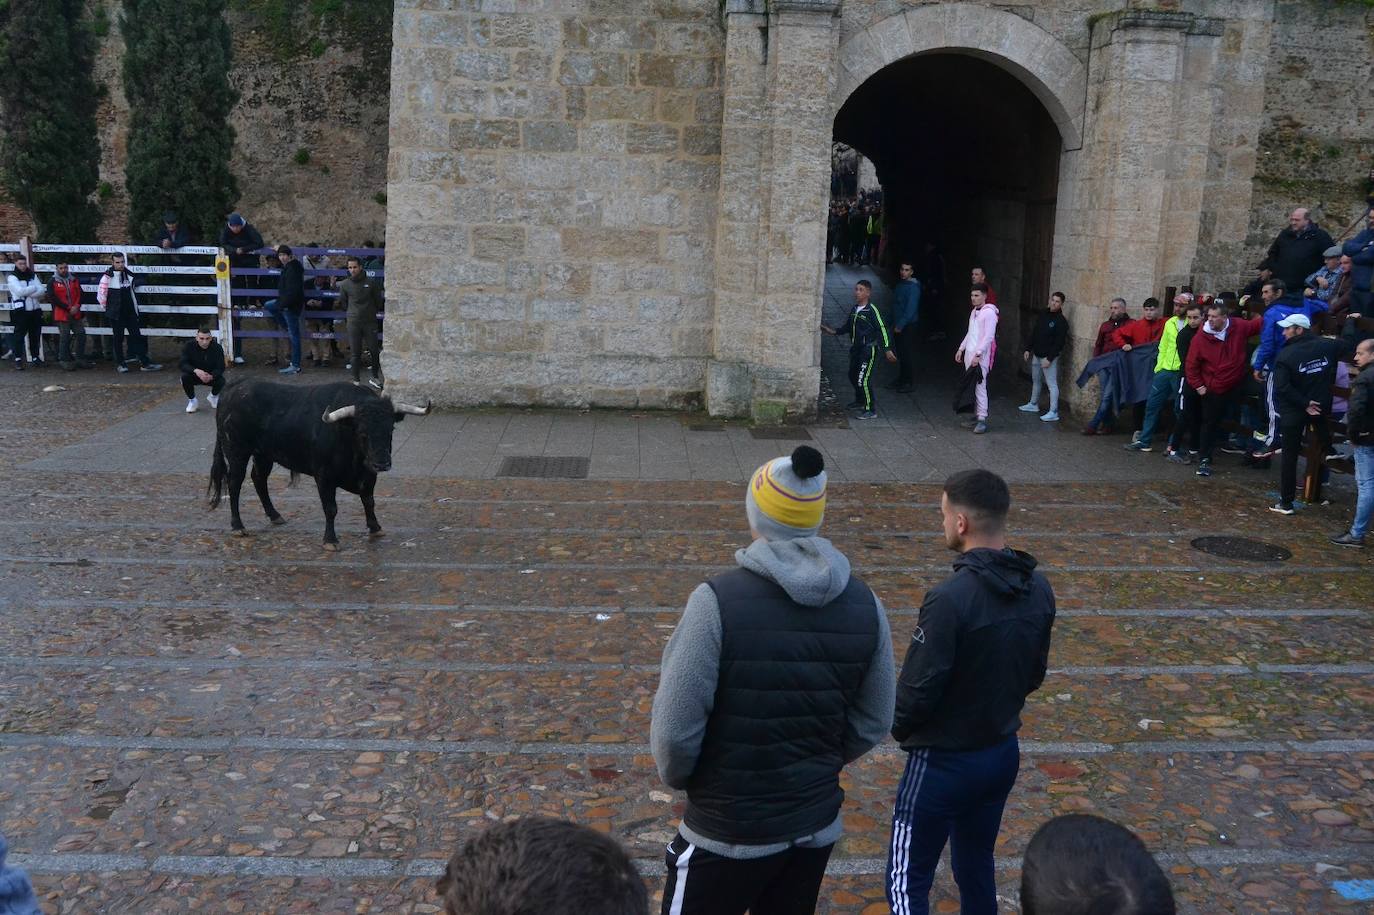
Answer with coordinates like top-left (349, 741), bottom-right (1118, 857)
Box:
top-left (1, 301), bottom-right (1373, 912)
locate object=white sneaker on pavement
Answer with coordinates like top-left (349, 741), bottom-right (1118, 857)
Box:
top-left (207, 393), bottom-right (219, 409)
top-left (185, 398), bottom-right (198, 413)
top-left (1040, 411), bottom-right (1059, 422)
top-left (1018, 403), bottom-right (1039, 412)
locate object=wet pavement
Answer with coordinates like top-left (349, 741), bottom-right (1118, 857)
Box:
top-left (1, 330), bottom-right (1373, 913)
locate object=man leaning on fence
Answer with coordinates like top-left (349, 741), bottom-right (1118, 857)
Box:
top-left (48, 262), bottom-right (93, 370)
top-left (97, 252), bottom-right (162, 373)
top-left (337, 256), bottom-right (383, 389)
top-left (264, 245), bottom-right (305, 375)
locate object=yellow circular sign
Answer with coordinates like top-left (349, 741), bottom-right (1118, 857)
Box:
top-left (215, 256), bottom-right (230, 280)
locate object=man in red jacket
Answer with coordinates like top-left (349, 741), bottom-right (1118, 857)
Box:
top-left (1185, 302), bottom-right (1264, 477)
top-left (1111, 298), bottom-right (1166, 349)
top-left (47, 262), bottom-right (93, 370)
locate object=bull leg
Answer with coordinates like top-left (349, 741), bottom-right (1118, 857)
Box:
top-left (317, 478), bottom-right (340, 551)
top-left (251, 456), bottom-right (287, 525)
top-left (227, 453), bottom-right (252, 536)
top-left (361, 476), bottom-right (383, 538)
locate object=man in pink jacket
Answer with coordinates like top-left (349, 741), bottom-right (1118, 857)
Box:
top-left (957, 283), bottom-right (999, 433)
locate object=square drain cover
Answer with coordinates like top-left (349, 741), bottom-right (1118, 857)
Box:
top-left (498, 456), bottom-right (590, 479)
top-left (749, 426), bottom-right (812, 440)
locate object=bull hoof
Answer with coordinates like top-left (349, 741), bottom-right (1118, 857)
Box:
top-left (270, 515), bottom-right (287, 526)
top-left (368, 529), bottom-right (385, 539)
top-left (231, 528), bottom-right (250, 538)
top-left (322, 541), bottom-right (340, 552)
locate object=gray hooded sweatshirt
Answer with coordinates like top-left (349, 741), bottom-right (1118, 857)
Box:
top-left (650, 535), bottom-right (896, 858)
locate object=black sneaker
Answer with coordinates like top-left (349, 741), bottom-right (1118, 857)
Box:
top-left (1195, 460), bottom-right (1212, 477)
top-left (1268, 502), bottom-right (1295, 516)
top-left (1329, 532), bottom-right (1365, 548)
top-left (1219, 444), bottom-right (1247, 455)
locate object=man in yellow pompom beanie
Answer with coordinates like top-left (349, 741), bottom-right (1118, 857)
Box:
top-left (650, 445), bottom-right (896, 914)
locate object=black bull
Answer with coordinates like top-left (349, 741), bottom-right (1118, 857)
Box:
top-left (208, 379), bottom-right (430, 549)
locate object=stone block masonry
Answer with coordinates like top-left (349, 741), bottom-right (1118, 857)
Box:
top-left (385, 3), bottom-right (725, 411)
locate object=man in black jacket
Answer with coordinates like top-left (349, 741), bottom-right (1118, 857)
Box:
top-left (179, 327), bottom-right (226, 413)
top-left (1269, 313), bottom-right (1360, 514)
top-left (1019, 291), bottom-right (1069, 421)
top-left (1332, 334), bottom-right (1373, 546)
top-left (264, 245), bottom-right (305, 374)
top-left (886, 469), bottom-right (1056, 915)
top-left (1266, 208), bottom-right (1334, 295)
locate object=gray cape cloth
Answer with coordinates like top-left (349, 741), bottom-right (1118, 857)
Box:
top-left (1076, 342), bottom-right (1159, 409)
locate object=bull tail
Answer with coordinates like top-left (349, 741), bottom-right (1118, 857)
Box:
top-left (287, 470), bottom-right (301, 489)
top-left (208, 435), bottom-right (227, 510)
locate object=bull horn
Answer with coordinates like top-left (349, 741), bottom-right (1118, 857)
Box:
top-left (322, 405), bottom-right (357, 423)
top-left (393, 399), bottom-right (432, 416)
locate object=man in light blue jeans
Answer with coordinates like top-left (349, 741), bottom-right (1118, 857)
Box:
top-left (1332, 335), bottom-right (1373, 547)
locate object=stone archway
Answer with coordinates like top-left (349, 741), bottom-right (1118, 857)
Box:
top-left (833, 4), bottom-right (1087, 152)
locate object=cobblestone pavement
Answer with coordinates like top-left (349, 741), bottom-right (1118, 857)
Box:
top-left (1, 356), bottom-right (1372, 913)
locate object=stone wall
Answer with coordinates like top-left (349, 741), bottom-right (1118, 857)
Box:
top-left (384, 2), bottom-right (724, 410)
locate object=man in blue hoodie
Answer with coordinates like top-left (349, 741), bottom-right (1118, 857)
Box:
top-left (1251, 278), bottom-right (1329, 458)
top-left (887, 469), bottom-right (1056, 915)
top-left (1342, 205), bottom-right (1374, 312)
top-left (651, 446), bottom-right (895, 915)
top-left (887, 261), bottom-right (922, 393)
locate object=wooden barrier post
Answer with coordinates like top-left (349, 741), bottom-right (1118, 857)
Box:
top-left (216, 248), bottom-right (234, 360)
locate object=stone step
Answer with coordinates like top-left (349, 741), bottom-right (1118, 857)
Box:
top-left (0, 524), bottom-right (1355, 571)
top-left (3, 745), bottom-right (1369, 867)
top-left (2, 560), bottom-right (1369, 611)
top-left (4, 664), bottom-right (1371, 746)
top-left (2, 604), bottom-right (1370, 669)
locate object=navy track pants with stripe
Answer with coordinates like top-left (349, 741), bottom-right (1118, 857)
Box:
top-left (660, 833), bottom-right (832, 915)
top-left (886, 735), bottom-right (1020, 915)
top-left (849, 344), bottom-right (877, 411)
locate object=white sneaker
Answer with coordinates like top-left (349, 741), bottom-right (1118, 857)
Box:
top-left (207, 393), bottom-right (219, 409)
top-left (1040, 411), bottom-right (1059, 422)
top-left (185, 398), bottom-right (198, 413)
top-left (232, 355), bottom-right (245, 365)
top-left (1018, 402), bottom-right (1039, 413)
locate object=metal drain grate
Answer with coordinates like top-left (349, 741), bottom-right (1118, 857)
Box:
top-left (497, 456), bottom-right (590, 479)
top-left (748, 426), bottom-right (812, 441)
top-left (688, 423), bottom-right (726, 432)
top-left (1190, 536), bottom-right (1292, 563)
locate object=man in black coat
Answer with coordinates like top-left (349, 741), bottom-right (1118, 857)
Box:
top-left (264, 245), bottom-right (305, 374)
top-left (179, 327), bottom-right (227, 413)
top-left (1265, 208), bottom-right (1334, 295)
top-left (1332, 334), bottom-right (1373, 547)
top-left (1269, 313), bottom-right (1360, 514)
top-left (886, 470), bottom-right (1056, 915)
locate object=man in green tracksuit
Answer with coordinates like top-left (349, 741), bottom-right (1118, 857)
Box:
top-left (822, 279), bottom-right (897, 420)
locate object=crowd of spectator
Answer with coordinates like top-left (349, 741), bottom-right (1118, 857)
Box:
top-left (1, 210), bottom-right (385, 387)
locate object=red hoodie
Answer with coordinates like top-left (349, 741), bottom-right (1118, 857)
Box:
top-left (1093, 316), bottom-right (1129, 357)
top-left (1111, 316), bottom-right (1165, 349)
top-left (1185, 315), bottom-right (1264, 395)
top-left (47, 274), bottom-right (83, 322)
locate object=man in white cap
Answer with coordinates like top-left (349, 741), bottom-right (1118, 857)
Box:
top-left (1269, 312), bottom-right (1362, 514)
top-left (651, 445), bottom-right (894, 915)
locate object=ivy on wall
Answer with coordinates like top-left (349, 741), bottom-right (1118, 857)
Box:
top-left (0, 0), bottom-right (103, 241)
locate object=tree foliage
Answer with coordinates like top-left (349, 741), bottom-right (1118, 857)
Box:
top-left (123, 0), bottom-right (239, 243)
top-left (0, 0), bottom-right (103, 241)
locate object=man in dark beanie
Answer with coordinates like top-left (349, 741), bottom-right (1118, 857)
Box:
top-left (651, 445), bottom-right (894, 915)
top-left (886, 469), bottom-right (1056, 915)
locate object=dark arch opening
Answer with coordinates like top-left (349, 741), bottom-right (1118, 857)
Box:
top-left (831, 53), bottom-right (1063, 357)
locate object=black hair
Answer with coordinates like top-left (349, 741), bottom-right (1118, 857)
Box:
top-left (943, 469), bottom-right (1009, 529)
top-left (1142, 297), bottom-right (1160, 309)
top-left (856, 279), bottom-right (872, 290)
top-left (1021, 814), bottom-right (1176, 915)
top-left (971, 282), bottom-right (989, 295)
top-left (196, 325), bottom-right (213, 335)
top-left (1050, 291), bottom-right (1065, 303)
top-left (276, 245), bottom-right (292, 256)
top-left (1262, 277), bottom-right (1287, 295)
top-left (791, 446), bottom-right (824, 479)
top-left (436, 817), bottom-right (648, 915)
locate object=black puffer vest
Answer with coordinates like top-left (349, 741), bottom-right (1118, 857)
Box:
top-left (683, 567), bottom-right (879, 845)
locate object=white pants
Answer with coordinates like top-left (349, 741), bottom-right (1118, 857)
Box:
top-left (1028, 356), bottom-right (1059, 412)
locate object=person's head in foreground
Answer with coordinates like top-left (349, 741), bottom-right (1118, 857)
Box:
top-left (746, 445), bottom-right (826, 541)
top-left (1020, 814), bottom-right (1176, 915)
top-left (940, 468), bottom-right (1009, 552)
top-left (436, 816), bottom-right (647, 915)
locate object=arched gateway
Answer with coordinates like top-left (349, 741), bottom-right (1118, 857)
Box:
top-left (383, 2), bottom-right (1288, 417)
